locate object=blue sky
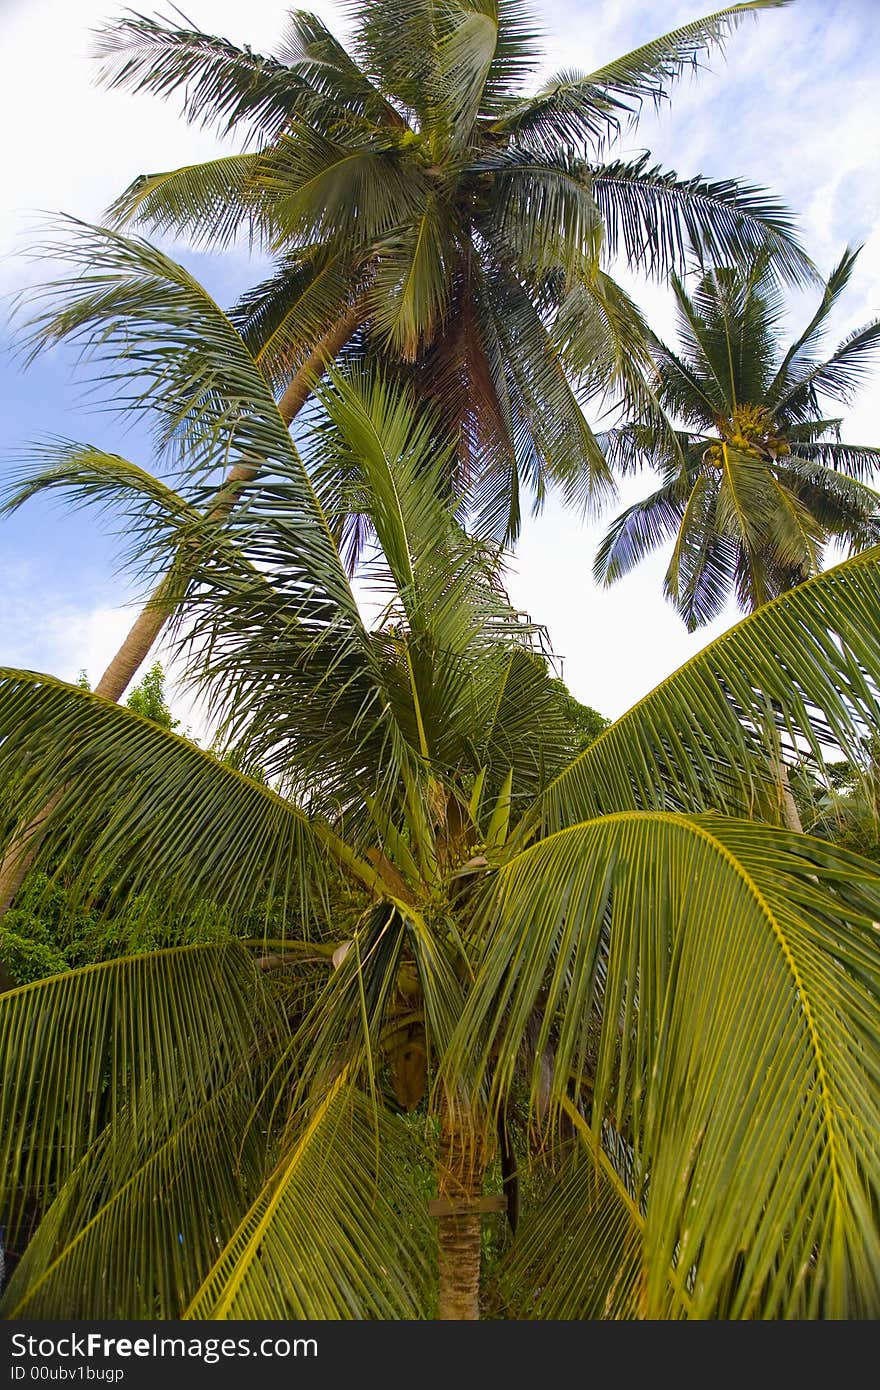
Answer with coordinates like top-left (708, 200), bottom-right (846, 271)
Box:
top-left (1, 0), bottom-right (878, 734)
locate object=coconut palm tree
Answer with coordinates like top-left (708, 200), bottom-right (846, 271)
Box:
top-left (594, 249), bottom-right (880, 630)
top-left (84, 0), bottom-right (813, 679)
top-left (1, 249), bottom-right (879, 1319)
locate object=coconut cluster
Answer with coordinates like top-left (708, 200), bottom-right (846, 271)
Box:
top-left (702, 403), bottom-right (791, 468)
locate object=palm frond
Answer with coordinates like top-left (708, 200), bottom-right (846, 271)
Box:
top-left (0, 942), bottom-right (274, 1244)
top-left (231, 249), bottom-right (359, 390)
top-left (2, 1074), bottom-right (273, 1319)
top-left (274, 8), bottom-right (407, 128)
top-left (495, 2), bottom-right (791, 152)
top-left (92, 10), bottom-right (316, 142)
top-left (0, 670), bottom-right (326, 924)
top-left (14, 221), bottom-right (300, 477)
top-left (768, 245), bottom-right (863, 400)
top-left (773, 318), bottom-right (880, 415)
top-left (524, 545), bottom-right (880, 835)
top-left (105, 154), bottom-right (266, 247)
top-left (594, 475), bottom-right (691, 585)
top-left (790, 439), bottom-right (880, 484)
top-left (453, 812), bottom-right (880, 1317)
top-left (590, 155), bottom-right (813, 283)
top-left (185, 1082), bottom-right (435, 1319)
top-left (255, 121), bottom-right (423, 252)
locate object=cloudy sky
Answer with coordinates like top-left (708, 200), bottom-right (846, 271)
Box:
top-left (1, 0), bottom-right (879, 734)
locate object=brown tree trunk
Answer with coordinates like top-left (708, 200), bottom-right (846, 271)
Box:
top-left (0, 304), bottom-right (363, 922)
top-left (435, 1095), bottom-right (485, 1320)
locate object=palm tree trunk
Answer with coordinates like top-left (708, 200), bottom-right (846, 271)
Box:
top-left (435, 1095), bottom-right (485, 1320)
top-left (0, 304), bottom-right (362, 921)
top-left (778, 763), bottom-right (803, 833)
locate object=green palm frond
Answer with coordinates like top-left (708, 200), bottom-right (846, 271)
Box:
top-left (232, 248), bottom-right (360, 389)
top-left (480, 0), bottom-right (543, 112)
top-left (593, 475), bottom-right (691, 585)
top-left (790, 439), bottom-right (880, 484)
top-left (768, 245), bottom-right (863, 397)
top-left (452, 812), bottom-right (880, 1317)
top-left (527, 545), bottom-right (880, 835)
top-left (105, 154), bottom-right (266, 247)
top-left (255, 121), bottom-right (423, 252)
top-left (1, 1075), bottom-right (273, 1319)
top-left (0, 444), bottom-right (212, 593)
top-left (497, 1137), bottom-right (666, 1318)
top-left (273, 9), bottom-right (407, 128)
top-left (772, 318), bottom-right (880, 416)
top-left (184, 1082), bottom-right (435, 1319)
top-left (92, 11), bottom-right (318, 141)
top-left (349, 0), bottom-right (442, 121)
top-left (772, 457), bottom-right (880, 551)
top-left (495, 2), bottom-right (791, 150)
top-left (0, 670), bottom-right (326, 923)
top-left (664, 476), bottom-right (735, 629)
top-left (0, 943), bottom-right (274, 1245)
top-left (590, 155), bottom-right (813, 283)
top-left (367, 200), bottom-right (453, 356)
top-left (674, 260), bottom-right (783, 406)
top-left (598, 252), bottom-right (879, 626)
top-left (15, 221), bottom-right (299, 474)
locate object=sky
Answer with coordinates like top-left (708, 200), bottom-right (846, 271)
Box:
top-left (1, 0), bottom-right (879, 736)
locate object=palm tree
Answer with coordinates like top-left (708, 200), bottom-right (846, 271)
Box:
top-left (83, 0), bottom-right (813, 684)
top-left (0, 2), bottom-right (812, 914)
top-left (1, 250), bottom-right (879, 1319)
top-left (594, 249), bottom-right (880, 630)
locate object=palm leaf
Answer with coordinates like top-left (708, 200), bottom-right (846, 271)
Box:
top-left (453, 812), bottom-right (880, 1317)
top-left (1, 1074), bottom-right (273, 1319)
top-left (0, 943), bottom-right (273, 1244)
top-left (525, 545), bottom-right (880, 836)
top-left (92, 12), bottom-right (319, 142)
top-left (184, 1081), bottom-right (435, 1319)
top-left (495, 2), bottom-right (791, 150)
top-left (0, 670), bottom-right (326, 924)
top-left (590, 155), bottom-right (813, 283)
top-left (105, 154), bottom-right (266, 248)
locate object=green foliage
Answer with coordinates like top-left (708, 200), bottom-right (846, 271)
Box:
top-left (3, 209), bottom-right (880, 1315)
top-left (124, 660), bottom-right (179, 729)
top-left (547, 677), bottom-right (609, 750)
top-left (0, 871), bottom-right (236, 987)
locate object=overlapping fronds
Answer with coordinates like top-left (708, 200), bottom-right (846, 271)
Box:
top-left (184, 1082), bottom-right (435, 1319)
top-left (1, 1076), bottom-right (273, 1319)
top-left (232, 248), bottom-right (360, 389)
top-left (0, 943), bottom-right (274, 1244)
top-left (14, 222), bottom-right (305, 477)
top-left (453, 813), bottom-right (880, 1317)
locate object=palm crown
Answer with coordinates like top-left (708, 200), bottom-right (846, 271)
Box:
top-left (1, 235), bottom-right (879, 1318)
top-left (595, 249), bottom-right (880, 627)
top-left (96, 0), bottom-right (813, 540)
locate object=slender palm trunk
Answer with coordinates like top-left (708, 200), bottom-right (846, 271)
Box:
top-left (435, 1095), bottom-right (485, 1320)
top-left (778, 762), bottom-right (803, 833)
top-left (0, 304), bottom-right (362, 920)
